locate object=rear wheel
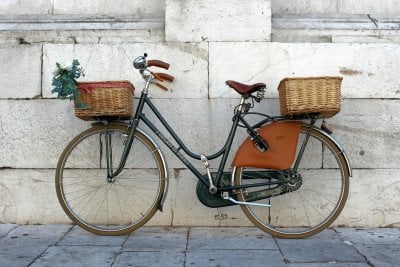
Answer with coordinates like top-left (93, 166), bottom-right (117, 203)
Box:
top-left (234, 124), bottom-right (349, 238)
top-left (56, 124), bottom-right (166, 235)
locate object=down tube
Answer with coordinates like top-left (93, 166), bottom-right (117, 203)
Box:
top-left (139, 114), bottom-right (210, 186)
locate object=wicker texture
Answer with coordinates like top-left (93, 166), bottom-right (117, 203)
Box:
top-left (278, 77), bottom-right (342, 118)
top-left (75, 81), bottom-right (134, 121)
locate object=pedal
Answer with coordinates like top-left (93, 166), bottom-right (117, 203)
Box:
top-left (222, 192), bottom-right (271, 207)
top-left (200, 154), bottom-right (217, 194)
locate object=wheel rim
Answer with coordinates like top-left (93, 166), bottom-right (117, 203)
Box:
top-left (56, 126), bottom-right (164, 234)
top-left (235, 126), bottom-right (349, 238)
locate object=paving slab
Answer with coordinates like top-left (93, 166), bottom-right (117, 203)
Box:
top-left (352, 243), bottom-right (400, 267)
top-left (0, 225), bottom-right (399, 266)
top-left (0, 224), bottom-right (17, 238)
top-left (0, 225), bottom-right (72, 266)
top-left (0, 252), bottom-right (35, 267)
top-left (31, 245), bottom-right (118, 267)
top-left (113, 251), bottom-right (185, 267)
top-left (276, 229), bottom-right (367, 264)
top-left (287, 263), bottom-right (369, 267)
top-left (336, 228), bottom-right (400, 266)
top-left (186, 249), bottom-right (285, 267)
top-left (336, 228), bottom-right (400, 245)
top-left (58, 225), bottom-right (127, 247)
top-left (188, 227), bottom-right (278, 250)
top-left (0, 224), bottom-right (71, 247)
top-left (123, 227), bottom-right (188, 252)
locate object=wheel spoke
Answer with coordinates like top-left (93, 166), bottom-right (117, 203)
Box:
top-left (235, 124), bottom-right (349, 238)
top-left (56, 126), bottom-right (165, 235)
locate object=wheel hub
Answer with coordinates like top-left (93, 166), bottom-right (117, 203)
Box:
top-left (282, 170), bottom-right (302, 193)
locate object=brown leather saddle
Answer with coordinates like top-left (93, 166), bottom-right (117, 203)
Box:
top-left (225, 80), bottom-right (266, 95)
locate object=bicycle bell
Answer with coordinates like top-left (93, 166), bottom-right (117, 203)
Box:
top-left (133, 53), bottom-right (148, 70)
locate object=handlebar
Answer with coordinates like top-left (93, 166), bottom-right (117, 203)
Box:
top-left (133, 53), bottom-right (174, 91)
top-left (154, 72), bottom-right (174, 82)
top-left (147, 60), bottom-right (170, 70)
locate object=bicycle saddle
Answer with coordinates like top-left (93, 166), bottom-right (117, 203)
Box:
top-left (225, 80), bottom-right (266, 95)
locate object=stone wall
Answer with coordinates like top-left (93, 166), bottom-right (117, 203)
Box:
top-left (0, 0), bottom-right (399, 228)
top-left (272, 0), bottom-right (400, 15)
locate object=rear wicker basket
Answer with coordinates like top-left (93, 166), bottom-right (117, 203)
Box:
top-left (278, 77), bottom-right (342, 118)
top-left (75, 81), bottom-right (134, 121)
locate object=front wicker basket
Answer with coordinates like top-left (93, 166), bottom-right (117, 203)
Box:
top-left (278, 77), bottom-right (342, 118)
top-left (75, 81), bottom-right (135, 121)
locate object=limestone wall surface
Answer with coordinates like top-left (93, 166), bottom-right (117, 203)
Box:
top-left (272, 0), bottom-right (400, 15)
top-left (0, 0), bottom-right (399, 228)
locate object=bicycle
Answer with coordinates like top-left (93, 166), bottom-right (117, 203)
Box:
top-left (55, 54), bottom-right (351, 239)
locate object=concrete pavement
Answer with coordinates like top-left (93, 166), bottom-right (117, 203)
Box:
top-left (0, 224), bottom-right (399, 266)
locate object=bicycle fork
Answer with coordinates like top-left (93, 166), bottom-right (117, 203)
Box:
top-left (104, 119), bottom-right (139, 181)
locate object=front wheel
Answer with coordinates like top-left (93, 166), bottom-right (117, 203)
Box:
top-left (234, 124), bottom-right (349, 238)
top-left (55, 124), bottom-right (166, 235)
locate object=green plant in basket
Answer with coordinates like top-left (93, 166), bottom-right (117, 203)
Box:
top-left (52, 59), bottom-right (85, 107)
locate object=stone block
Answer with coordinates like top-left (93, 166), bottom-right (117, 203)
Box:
top-left (186, 227), bottom-right (284, 266)
top-left (58, 226), bottom-right (126, 246)
top-left (186, 249), bottom-right (284, 267)
top-left (0, 98), bottom-right (249, 169)
top-left (0, 29), bottom-right (164, 44)
top-left (339, 1), bottom-right (400, 16)
top-left (330, 99), bottom-right (400, 169)
top-left (272, 14), bottom-right (375, 30)
top-left (331, 35), bottom-right (400, 43)
top-left (272, 0), bottom-right (400, 15)
top-left (114, 251), bottom-right (185, 267)
top-left (0, 0), bottom-right (52, 15)
top-left (1, 98), bottom-right (398, 170)
top-left (0, 100), bottom-right (88, 169)
top-left (1, 167), bottom-right (399, 227)
top-left (337, 228), bottom-right (400, 245)
top-left (53, 0), bottom-right (165, 17)
top-left (42, 43), bottom-right (208, 99)
top-left (276, 237), bottom-right (366, 264)
top-left (0, 15), bottom-right (164, 31)
top-left (350, 243), bottom-right (400, 267)
top-left (209, 42), bottom-right (400, 99)
top-left (0, 45), bottom-right (41, 98)
top-left (369, 15), bottom-right (400, 30)
top-left (123, 227), bottom-right (188, 252)
top-left (271, 0), bottom-right (338, 14)
top-left (0, 169), bottom-right (70, 224)
top-left (0, 225), bottom-right (72, 266)
top-left (166, 0), bottom-right (271, 42)
top-left (188, 227), bottom-right (277, 250)
top-left (335, 169), bottom-right (400, 227)
top-left (273, 28), bottom-right (381, 43)
top-left (31, 246), bottom-right (117, 267)
top-left (0, 224), bottom-right (17, 237)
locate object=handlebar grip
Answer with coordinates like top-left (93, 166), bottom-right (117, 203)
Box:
top-left (147, 59), bottom-right (170, 70)
top-left (156, 82), bottom-right (168, 91)
top-left (154, 72), bottom-right (174, 82)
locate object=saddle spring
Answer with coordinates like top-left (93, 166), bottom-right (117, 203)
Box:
top-left (254, 87), bottom-right (266, 102)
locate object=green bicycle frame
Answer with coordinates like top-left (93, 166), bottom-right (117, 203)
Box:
top-left (106, 90), bottom-right (314, 192)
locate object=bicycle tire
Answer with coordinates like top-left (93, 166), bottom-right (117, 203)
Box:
top-left (55, 123), bottom-right (166, 235)
top-left (234, 124), bottom-right (349, 239)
